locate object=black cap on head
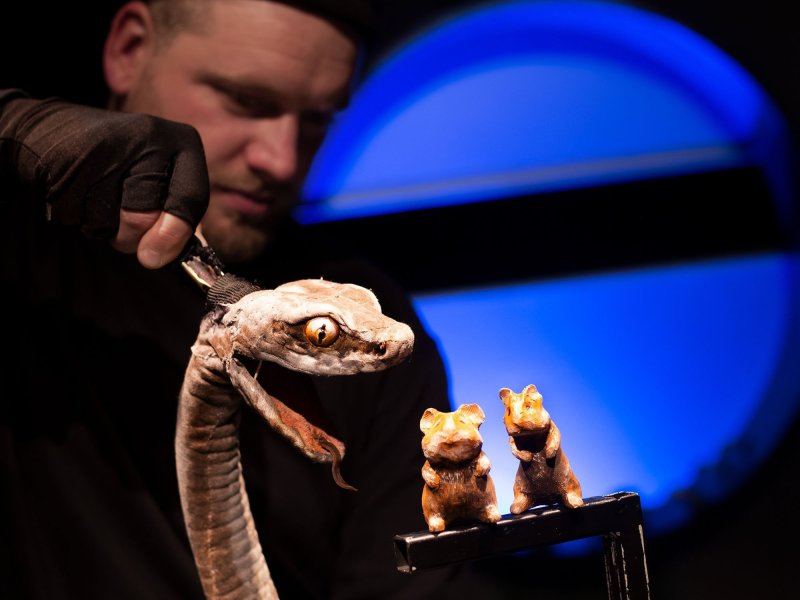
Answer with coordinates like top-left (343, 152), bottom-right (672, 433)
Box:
top-left (273, 0), bottom-right (376, 39)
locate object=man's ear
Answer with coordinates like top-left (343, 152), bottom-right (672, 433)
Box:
top-left (103, 1), bottom-right (156, 96)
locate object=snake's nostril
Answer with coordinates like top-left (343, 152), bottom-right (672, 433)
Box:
top-left (376, 342), bottom-right (387, 355)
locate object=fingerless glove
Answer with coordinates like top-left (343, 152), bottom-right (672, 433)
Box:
top-left (0, 89), bottom-right (209, 238)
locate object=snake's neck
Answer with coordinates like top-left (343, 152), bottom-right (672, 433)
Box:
top-left (175, 336), bottom-right (278, 600)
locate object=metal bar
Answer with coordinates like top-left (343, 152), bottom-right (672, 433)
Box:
top-left (394, 491), bottom-right (650, 599)
top-left (603, 531), bottom-right (625, 599)
top-left (615, 522), bottom-right (651, 599)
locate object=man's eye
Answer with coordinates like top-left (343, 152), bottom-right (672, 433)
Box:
top-left (302, 110), bottom-right (335, 131)
top-left (232, 96), bottom-right (281, 118)
top-left (214, 86), bottom-right (279, 118)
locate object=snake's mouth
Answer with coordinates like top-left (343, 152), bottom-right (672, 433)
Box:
top-left (232, 353), bottom-right (356, 491)
top-left (239, 355), bottom-right (338, 432)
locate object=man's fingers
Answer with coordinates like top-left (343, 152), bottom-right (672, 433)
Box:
top-left (111, 210), bottom-right (193, 268)
top-left (162, 128), bottom-right (209, 227)
top-left (111, 209), bottom-right (160, 254)
top-left (137, 212), bottom-right (193, 269)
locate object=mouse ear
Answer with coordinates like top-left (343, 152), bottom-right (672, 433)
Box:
top-left (457, 403), bottom-right (486, 426)
top-left (522, 384), bottom-right (542, 403)
top-left (420, 407), bottom-right (440, 433)
top-left (499, 388), bottom-right (513, 405)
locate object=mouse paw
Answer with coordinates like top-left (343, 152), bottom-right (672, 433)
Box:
top-left (564, 492), bottom-right (584, 508)
top-left (427, 515), bottom-right (445, 532)
top-left (510, 494), bottom-right (533, 514)
top-left (483, 504), bottom-right (502, 523)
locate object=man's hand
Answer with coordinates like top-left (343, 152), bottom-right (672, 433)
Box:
top-left (0, 92), bottom-right (209, 268)
top-left (113, 209), bottom-right (194, 269)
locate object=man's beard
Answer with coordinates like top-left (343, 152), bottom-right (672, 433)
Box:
top-left (200, 201), bottom-right (276, 266)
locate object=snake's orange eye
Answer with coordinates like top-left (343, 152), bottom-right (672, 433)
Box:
top-left (305, 316), bottom-right (340, 347)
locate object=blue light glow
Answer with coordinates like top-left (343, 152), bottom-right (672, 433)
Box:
top-left (412, 253), bottom-right (800, 536)
top-left (293, 0), bottom-right (799, 555)
top-left (299, 0), bottom-right (787, 223)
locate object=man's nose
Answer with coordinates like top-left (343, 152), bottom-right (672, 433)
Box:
top-left (244, 114), bottom-right (298, 181)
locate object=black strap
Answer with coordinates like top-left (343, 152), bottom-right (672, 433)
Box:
top-left (207, 274), bottom-right (262, 309)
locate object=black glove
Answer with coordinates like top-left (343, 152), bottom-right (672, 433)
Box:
top-left (0, 89), bottom-right (209, 239)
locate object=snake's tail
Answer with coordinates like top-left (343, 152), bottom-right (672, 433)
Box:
top-left (319, 438), bottom-right (357, 492)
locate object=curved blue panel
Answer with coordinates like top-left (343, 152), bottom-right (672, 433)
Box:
top-left (299, 0), bottom-right (790, 223)
top-left (295, 0), bottom-right (800, 554)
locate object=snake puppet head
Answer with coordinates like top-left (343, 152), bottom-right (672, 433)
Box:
top-left (191, 277), bottom-right (415, 491)
top-left (223, 278), bottom-right (414, 375)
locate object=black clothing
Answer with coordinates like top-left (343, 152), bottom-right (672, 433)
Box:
top-left (0, 93), bottom-right (483, 599)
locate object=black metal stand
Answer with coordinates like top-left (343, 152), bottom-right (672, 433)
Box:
top-left (394, 491), bottom-right (651, 600)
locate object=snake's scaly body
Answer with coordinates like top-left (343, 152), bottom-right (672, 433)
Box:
top-left (175, 279), bottom-right (415, 599)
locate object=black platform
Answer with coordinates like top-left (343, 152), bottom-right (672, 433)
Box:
top-left (394, 491), bottom-right (651, 600)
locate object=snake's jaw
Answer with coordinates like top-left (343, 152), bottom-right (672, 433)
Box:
top-left (225, 354), bottom-right (356, 489)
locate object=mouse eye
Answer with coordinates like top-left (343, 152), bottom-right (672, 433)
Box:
top-left (304, 316), bottom-right (340, 347)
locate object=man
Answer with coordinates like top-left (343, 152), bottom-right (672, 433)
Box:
top-left (102, 0), bottom-right (364, 268)
top-left (0, 1), bottom-right (493, 597)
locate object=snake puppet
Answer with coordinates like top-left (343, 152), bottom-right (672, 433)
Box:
top-left (175, 248), bottom-right (415, 599)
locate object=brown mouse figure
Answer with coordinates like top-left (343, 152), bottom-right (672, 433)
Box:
top-left (500, 384), bottom-right (583, 513)
top-left (420, 403), bottom-right (502, 532)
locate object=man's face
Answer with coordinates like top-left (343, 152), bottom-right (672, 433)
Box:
top-left (118, 1), bottom-right (358, 264)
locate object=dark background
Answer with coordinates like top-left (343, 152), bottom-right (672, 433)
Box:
top-left (2, 1), bottom-right (798, 598)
